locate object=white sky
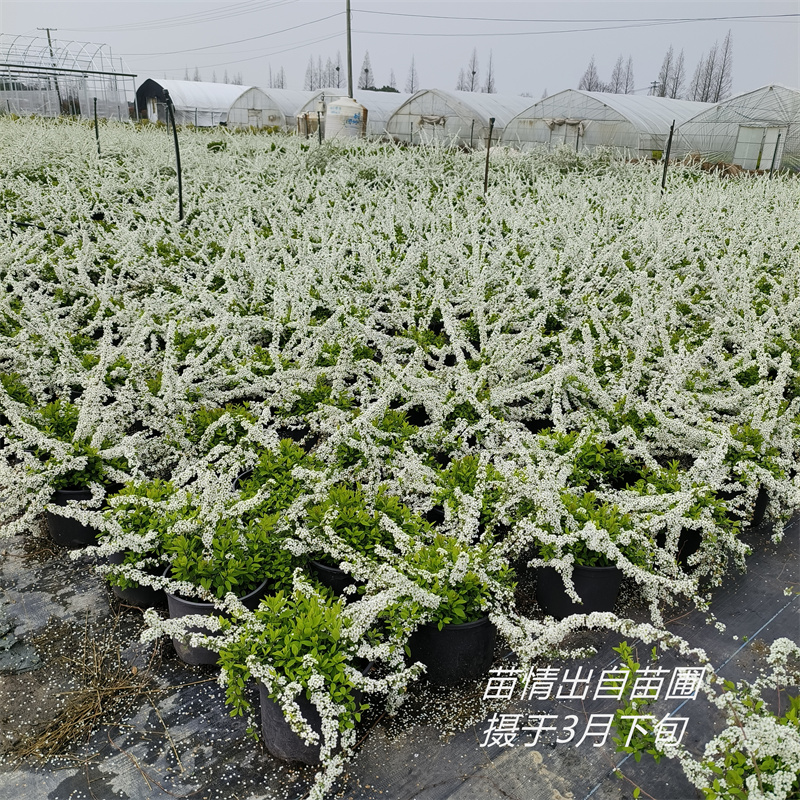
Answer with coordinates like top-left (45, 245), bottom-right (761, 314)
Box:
top-left (2, 1), bottom-right (799, 98)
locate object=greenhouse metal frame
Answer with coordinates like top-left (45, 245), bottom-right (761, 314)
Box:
top-left (673, 84), bottom-right (800, 172)
top-left (0, 33), bottom-right (134, 120)
top-left (384, 89), bottom-right (533, 148)
top-left (501, 89), bottom-right (711, 158)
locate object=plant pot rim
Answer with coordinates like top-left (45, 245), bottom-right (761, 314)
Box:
top-left (309, 557), bottom-right (344, 573)
top-left (52, 486), bottom-right (94, 496)
top-left (163, 566), bottom-right (270, 608)
top-left (421, 614), bottom-right (492, 631)
top-left (539, 562), bottom-right (621, 574)
top-left (232, 467), bottom-right (254, 491)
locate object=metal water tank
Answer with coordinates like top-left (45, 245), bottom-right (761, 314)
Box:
top-left (324, 97), bottom-right (367, 139)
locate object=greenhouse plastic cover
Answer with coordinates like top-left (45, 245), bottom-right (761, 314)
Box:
top-left (445, 90), bottom-right (535, 127)
top-left (514, 90), bottom-right (712, 134)
top-left (138, 80), bottom-right (255, 114)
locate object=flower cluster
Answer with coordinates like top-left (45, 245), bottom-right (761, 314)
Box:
top-left (1, 116), bottom-right (798, 797)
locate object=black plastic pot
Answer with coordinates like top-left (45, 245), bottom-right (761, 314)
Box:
top-left (106, 551), bottom-right (165, 608)
top-left (309, 559), bottom-right (356, 596)
top-left (749, 486), bottom-right (769, 529)
top-left (259, 684), bottom-right (326, 765)
top-left (165, 572), bottom-right (271, 666)
top-left (656, 528), bottom-right (702, 568)
top-left (258, 663), bottom-right (371, 765)
top-left (46, 488), bottom-right (100, 548)
top-left (535, 564), bottom-right (623, 620)
top-left (407, 616), bottom-right (496, 685)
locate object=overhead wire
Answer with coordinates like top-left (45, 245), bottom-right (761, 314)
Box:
top-left (354, 10), bottom-right (800, 38)
top-left (357, 9), bottom-right (800, 24)
top-left (121, 12), bottom-right (343, 58)
top-left (58, 0), bottom-right (299, 33)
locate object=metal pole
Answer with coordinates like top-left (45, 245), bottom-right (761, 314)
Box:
top-left (38, 27), bottom-right (63, 114)
top-left (163, 90), bottom-right (184, 221)
top-left (93, 97), bottom-right (100, 155)
top-left (470, 119), bottom-right (474, 149)
top-left (661, 119), bottom-right (675, 194)
top-left (317, 110), bottom-right (323, 144)
top-left (346, 0), bottom-right (353, 97)
top-left (768, 132), bottom-right (782, 178)
top-left (483, 117), bottom-right (495, 196)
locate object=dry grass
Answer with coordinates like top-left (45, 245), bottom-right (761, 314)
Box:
top-left (11, 610), bottom-right (161, 761)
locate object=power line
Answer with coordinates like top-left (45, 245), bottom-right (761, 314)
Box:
top-left (357, 9), bottom-right (800, 25)
top-left (354, 12), bottom-right (800, 39)
top-left (58, 0), bottom-right (299, 33)
top-left (158, 31), bottom-right (343, 73)
top-left (121, 13), bottom-right (343, 58)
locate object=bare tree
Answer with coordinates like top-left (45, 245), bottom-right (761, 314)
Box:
top-left (405, 56), bottom-right (419, 93)
top-left (358, 51), bottom-right (374, 89)
top-left (482, 50), bottom-right (496, 93)
top-left (389, 68), bottom-right (397, 90)
top-left (223, 69), bottom-right (229, 84)
top-left (541, 87), bottom-right (549, 99)
top-left (609, 55), bottom-right (626, 93)
top-left (192, 66), bottom-right (201, 82)
top-left (689, 40), bottom-right (720, 102)
top-left (668, 49), bottom-right (686, 98)
top-left (184, 67), bottom-right (190, 81)
top-left (272, 67), bottom-right (286, 89)
top-left (466, 48), bottom-right (480, 91)
top-left (654, 46), bottom-right (674, 96)
top-left (711, 30), bottom-right (733, 102)
top-left (212, 70), bottom-right (217, 83)
top-left (334, 52), bottom-right (343, 88)
top-left (304, 56), bottom-right (315, 90)
top-left (455, 67), bottom-right (468, 91)
top-left (577, 55), bottom-right (603, 91)
top-left (231, 72), bottom-right (243, 85)
top-left (622, 56), bottom-right (635, 93)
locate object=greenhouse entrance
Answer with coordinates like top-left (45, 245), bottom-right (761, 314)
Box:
top-left (732, 125), bottom-right (787, 170)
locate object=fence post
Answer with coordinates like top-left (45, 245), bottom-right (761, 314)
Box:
top-left (163, 90), bottom-right (184, 221)
top-left (483, 117), bottom-right (495, 196)
top-left (661, 119), bottom-right (675, 194)
top-left (93, 97), bottom-right (101, 156)
top-left (470, 119), bottom-right (474, 149)
top-left (317, 110), bottom-right (323, 144)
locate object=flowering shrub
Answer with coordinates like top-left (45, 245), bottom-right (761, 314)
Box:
top-left (1, 116), bottom-right (799, 798)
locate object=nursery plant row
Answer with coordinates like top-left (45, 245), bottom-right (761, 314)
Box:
top-left (0, 116), bottom-right (798, 799)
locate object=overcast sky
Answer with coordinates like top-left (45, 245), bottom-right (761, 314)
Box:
top-left (2, 1), bottom-right (799, 99)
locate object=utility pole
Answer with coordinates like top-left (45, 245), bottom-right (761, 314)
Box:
top-left (38, 27), bottom-right (63, 114)
top-left (346, 0), bottom-right (353, 97)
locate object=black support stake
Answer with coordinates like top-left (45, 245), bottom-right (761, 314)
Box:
top-left (163, 90), bottom-right (184, 221)
top-left (317, 110), bottom-right (323, 144)
top-left (483, 117), bottom-right (495, 196)
top-left (661, 119), bottom-right (675, 194)
top-left (93, 97), bottom-right (100, 156)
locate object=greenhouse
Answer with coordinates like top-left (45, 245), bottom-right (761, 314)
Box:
top-left (384, 89), bottom-right (533, 148)
top-left (674, 84), bottom-right (800, 171)
top-left (134, 80), bottom-right (318, 129)
top-left (0, 33), bottom-right (133, 119)
top-left (501, 89), bottom-right (711, 158)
